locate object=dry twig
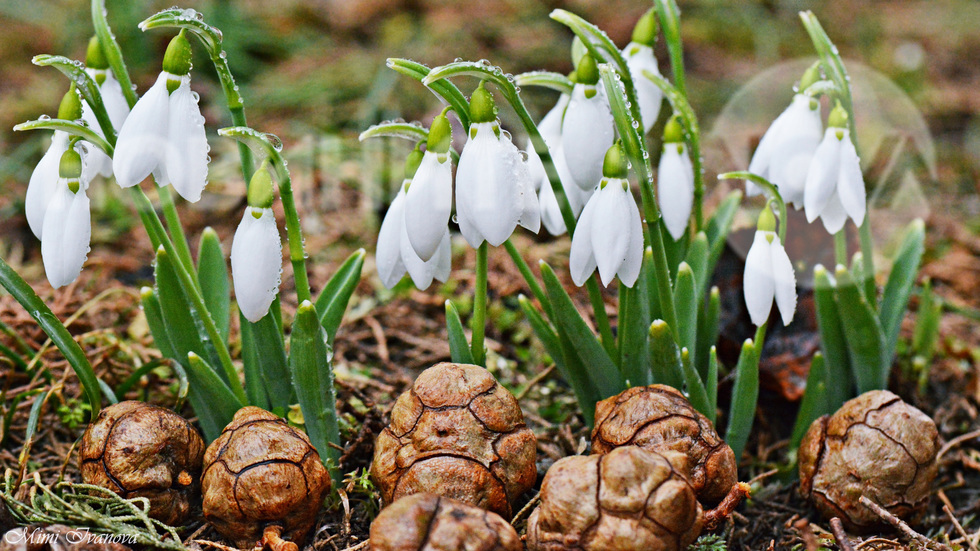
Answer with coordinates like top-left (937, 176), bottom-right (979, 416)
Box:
top-left (858, 496), bottom-right (952, 551)
top-left (830, 517), bottom-right (855, 551)
top-left (938, 428), bottom-right (980, 462)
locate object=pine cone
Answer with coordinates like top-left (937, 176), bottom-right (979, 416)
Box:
top-left (79, 401), bottom-right (204, 525)
top-left (369, 493), bottom-right (521, 551)
top-left (370, 363), bottom-right (537, 517)
top-left (798, 390), bottom-right (940, 532)
top-left (201, 407), bottom-right (331, 549)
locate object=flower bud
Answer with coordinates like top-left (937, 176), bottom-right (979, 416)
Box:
top-left (427, 109), bottom-right (453, 154)
top-left (800, 61), bottom-right (822, 90)
top-left (631, 8), bottom-right (658, 47)
top-left (58, 85), bottom-right (82, 121)
top-left (59, 148), bottom-right (83, 182)
top-left (86, 35), bottom-right (110, 73)
top-left (404, 143), bottom-right (424, 180)
top-left (828, 101), bottom-right (849, 129)
top-left (247, 162), bottom-right (276, 209)
top-left (602, 141), bottom-right (628, 179)
top-left (469, 81), bottom-right (497, 125)
top-left (756, 204), bottom-right (777, 235)
top-left (663, 115), bottom-right (684, 144)
top-left (163, 30), bottom-right (193, 92)
top-left (575, 53), bottom-right (600, 87)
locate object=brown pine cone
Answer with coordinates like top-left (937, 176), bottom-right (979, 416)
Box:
top-left (798, 390), bottom-right (940, 532)
top-left (201, 407), bottom-right (331, 549)
top-left (591, 385), bottom-right (737, 505)
top-left (370, 363), bottom-right (537, 517)
top-left (369, 493), bottom-right (521, 551)
top-left (527, 446), bottom-right (704, 551)
top-left (79, 401), bottom-right (204, 525)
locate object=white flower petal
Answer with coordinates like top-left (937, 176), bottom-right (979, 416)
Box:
top-left (26, 132), bottom-right (69, 239)
top-left (804, 128), bottom-right (843, 223)
top-left (231, 207), bottom-right (282, 322)
top-left (618, 192), bottom-right (645, 288)
top-left (526, 94), bottom-right (569, 190)
top-left (658, 143), bottom-right (695, 240)
top-left (819, 191), bottom-right (848, 234)
top-left (113, 72), bottom-right (170, 188)
top-left (569, 191), bottom-right (599, 286)
top-left (837, 134), bottom-right (866, 227)
top-left (404, 151), bottom-right (453, 261)
top-left (769, 235), bottom-right (797, 326)
top-left (400, 224), bottom-right (435, 291)
top-left (561, 85), bottom-right (614, 190)
top-left (456, 124), bottom-right (525, 246)
top-left (101, 71), bottom-right (130, 130)
top-left (590, 180), bottom-right (633, 287)
top-left (432, 230), bottom-right (452, 284)
top-left (41, 184), bottom-right (91, 289)
top-left (624, 42), bottom-right (663, 133)
top-left (166, 78), bottom-right (209, 202)
top-left (80, 103), bottom-right (114, 179)
top-left (768, 95), bottom-right (822, 206)
top-left (743, 231), bottom-right (775, 326)
top-left (749, 98), bottom-right (795, 178)
top-left (514, 148), bottom-right (541, 235)
top-left (376, 185), bottom-right (409, 288)
top-left (538, 179), bottom-right (566, 236)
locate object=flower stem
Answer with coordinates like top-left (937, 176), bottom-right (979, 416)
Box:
top-left (275, 167), bottom-right (312, 304)
top-left (471, 243), bottom-right (489, 366)
top-left (586, 278), bottom-right (617, 361)
top-left (834, 230), bottom-right (848, 266)
top-left (157, 186), bottom-right (196, 276)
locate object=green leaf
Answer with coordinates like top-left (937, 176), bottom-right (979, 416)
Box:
top-left (912, 278), bottom-right (942, 361)
top-left (673, 262), bottom-right (699, 368)
top-left (680, 348), bottom-right (711, 420)
top-left (289, 301), bottom-right (341, 485)
top-left (13, 119), bottom-right (112, 156)
top-left (696, 286), bottom-right (721, 380)
top-left (0, 256), bottom-right (100, 416)
top-left (196, 227), bottom-right (230, 343)
top-left (549, 10), bottom-right (633, 99)
top-left (314, 249), bottom-right (365, 343)
top-left (706, 346), bottom-right (719, 425)
top-left (518, 295), bottom-right (562, 367)
top-left (685, 231), bottom-right (709, 297)
top-left (155, 247), bottom-right (215, 371)
top-left (139, 287), bottom-right (177, 360)
top-left (661, 221), bottom-right (688, 281)
top-left (359, 121), bottom-right (428, 143)
top-left (648, 320), bottom-right (684, 390)
top-left (791, 352), bottom-right (828, 449)
top-left (880, 219), bottom-right (925, 363)
top-left (835, 267), bottom-right (888, 392)
top-left (705, 191), bottom-right (742, 272)
top-left (242, 312), bottom-right (291, 413)
top-left (386, 58), bottom-right (471, 129)
top-left (514, 71), bottom-right (574, 93)
top-left (813, 265), bottom-right (853, 410)
top-left (726, 337), bottom-right (760, 460)
top-left (540, 262), bottom-right (624, 399)
top-left (653, 0), bottom-right (687, 95)
top-left (239, 315), bottom-right (270, 411)
top-left (619, 278), bottom-right (651, 387)
top-left (186, 352), bottom-right (244, 442)
top-left (445, 300), bottom-right (475, 365)
top-left (32, 55), bottom-right (113, 140)
top-left (505, 241), bottom-right (553, 321)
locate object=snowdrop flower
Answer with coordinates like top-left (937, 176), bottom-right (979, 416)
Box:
top-left (231, 166), bottom-right (282, 323)
top-left (657, 116), bottom-right (695, 240)
top-left (747, 92), bottom-right (822, 208)
top-left (526, 94), bottom-right (592, 235)
top-left (561, 54), bottom-right (615, 191)
top-left (403, 110), bottom-right (453, 261)
top-left (80, 36), bottom-right (130, 180)
top-left (41, 148), bottom-right (91, 289)
top-left (113, 30), bottom-right (208, 202)
top-left (377, 149), bottom-right (451, 289)
top-left (623, 9), bottom-right (664, 133)
top-left (26, 87), bottom-right (91, 239)
top-left (455, 82), bottom-right (540, 248)
top-left (804, 104), bottom-right (866, 234)
top-left (743, 207), bottom-right (796, 326)
top-left (570, 143), bottom-right (644, 287)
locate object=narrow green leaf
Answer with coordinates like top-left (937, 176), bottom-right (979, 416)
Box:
top-left (244, 312), bottom-right (292, 413)
top-left (186, 352), bottom-right (244, 442)
top-left (97, 379), bottom-right (118, 404)
top-left (155, 247), bottom-right (215, 371)
top-left (813, 265), bottom-right (853, 410)
top-left (835, 267), bottom-right (888, 392)
top-left (654, 0), bottom-right (687, 95)
top-left (386, 58), bottom-right (471, 129)
top-left (197, 227), bottom-right (230, 343)
top-left (791, 352), bottom-right (828, 449)
top-left (514, 71), bottom-right (574, 93)
top-left (32, 55), bottom-right (113, 139)
top-left (20, 389), bottom-right (50, 466)
top-left (696, 287), bottom-right (721, 380)
top-left (140, 287), bottom-right (177, 361)
top-left (445, 300), bottom-right (475, 365)
top-left (289, 301), bottom-right (341, 485)
top-left (505, 240), bottom-right (553, 321)
top-left (912, 279), bottom-right (942, 361)
top-left (0, 256), bottom-right (101, 416)
top-left (239, 315), bottom-right (270, 411)
top-left (685, 231), bottom-right (709, 297)
top-left (315, 249), bottom-right (365, 342)
top-left (114, 358), bottom-right (171, 398)
top-left (13, 119), bottom-right (113, 156)
top-left (648, 320), bottom-right (684, 390)
top-left (726, 337), bottom-right (760, 460)
top-left (705, 190), bottom-right (742, 272)
top-left (518, 296), bottom-right (561, 367)
top-left (680, 348), bottom-right (711, 419)
top-left (619, 279), bottom-right (651, 388)
top-left (0, 342), bottom-right (28, 371)
top-left (706, 346), bottom-right (719, 425)
top-left (673, 262), bottom-right (698, 369)
top-left (661, 221), bottom-right (688, 281)
top-left (540, 262), bottom-right (624, 399)
top-left (358, 121), bottom-right (428, 143)
top-left (880, 219), bottom-right (925, 363)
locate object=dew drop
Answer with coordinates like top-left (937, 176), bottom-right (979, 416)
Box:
top-left (264, 133), bottom-right (284, 151)
top-left (38, 114), bottom-right (51, 121)
top-left (451, 214), bottom-right (459, 224)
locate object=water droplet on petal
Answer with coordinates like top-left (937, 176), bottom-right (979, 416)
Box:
top-left (38, 114), bottom-right (51, 121)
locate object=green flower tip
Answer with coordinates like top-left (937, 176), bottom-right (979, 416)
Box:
top-left (570, 36), bottom-right (587, 68)
top-left (58, 85), bottom-right (82, 121)
top-left (427, 110), bottom-right (453, 154)
top-left (663, 115), bottom-right (684, 143)
top-left (602, 141), bottom-right (628, 179)
top-left (469, 81), bottom-right (498, 124)
top-left (800, 61), bottom-right (821, 90)
top-left (649, 319), bottom-right (669, 337)
top-left (86, 36), bottom-right (110, 71)
top-left (59, 148), bottom-right (83, 180)
top-left (631, 8), bottom-right (658, 47)
top-left (163, 29), bottom-right (193, 85)
top-left (575, 53), bottom-right (599, 86)
top-left (828, 102), bottom-right (849, 129)
top-left (757, 204), bottom-right (777, 236)
top-left (247, 162), bottom-right (276, 209)
top-left (404, 143), bottom-right (424, 179)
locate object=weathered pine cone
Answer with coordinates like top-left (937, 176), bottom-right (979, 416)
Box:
top-left (371, 362), bottom-right (537, 518)
top-left (202, 407), bottom-right (331, 549)
top-left (527, 446), bottom-right (704, 551)
top-left (798, 390), bottom-right (940, 532)
top-left (591, 385), bottom-right (737, 505)
top-left (79, 401), bottom-right (204, 525)
top-left (369, 493), bottom-right (522, 551)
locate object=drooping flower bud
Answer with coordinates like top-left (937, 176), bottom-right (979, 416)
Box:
top-left (247, 162), bottom-right (276, 210)
top-left (427, 108), bottom-right (453, 154)
top-left (469, 81), bottom-right (497, 125)
top-left (163, 30), bottom-right (193, 93)
top-left (85, 36), bottom-right (110, 86)
top-left (602, 141), bottom-right (629, 179)
top-left (631, 8), bottom-right (658, 47)
top-left (58, 85), bottom-right (83, 121)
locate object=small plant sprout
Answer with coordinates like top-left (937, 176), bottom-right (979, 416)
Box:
top-left (746, 63), bottom-right (823, 207)
top-left (230, 163), bottom-right (283, 323)
top-left (113, 30), bottom-right (208, 202)
top-left (403, 108), bottom-right (454, 261)
top-left (561, 52), bottom-right (615, 191)
top-left (657, 115), bottom-right (695, 241)
top-left (41, 147), bottom-right (91, 289)
top-left (80, 35), bottom-right (129, 180)
top-left (623, 8), bottom-right (664, 133)
top-left (376, 146), bottom-right (451, 290)
top-left (569, 141), bottom-right (644, 288)
top-left (804, 102), bottom-right (867, 233)
top-left (743, 205), bottom-right (796, 327)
